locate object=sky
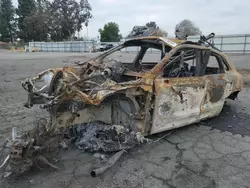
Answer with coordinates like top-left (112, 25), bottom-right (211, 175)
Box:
top-left (12, 0), bottom-right (250, 39)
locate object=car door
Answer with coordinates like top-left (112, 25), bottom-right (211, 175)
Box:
top-left (199, 52), bottom-right (230, 120)
top-left (150, 48), bottom-right (207, 134)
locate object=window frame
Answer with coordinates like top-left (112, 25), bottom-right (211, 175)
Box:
top-left (159, 47), bottom-right (231, 78)
top-left (202, 52), bottom-right (225, 75)
top-left (141, 47), bottom-right (164, 63)
top-left (160, 48), bottom-right (204, 78)
top-left (220, 57), bottom-right (231, 71)
top-left (102, 45), bottom-right (142, 63)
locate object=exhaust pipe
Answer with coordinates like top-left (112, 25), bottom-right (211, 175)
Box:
top-left (90, 150), bottom-right (125, 177)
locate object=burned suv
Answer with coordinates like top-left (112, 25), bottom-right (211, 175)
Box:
top-left (22, 34), bottom-right (243, 137)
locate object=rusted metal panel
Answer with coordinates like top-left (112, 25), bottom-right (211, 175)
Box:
top-left (55, 103), bottom-right (112, 128)
top-left (151, 77), bottom-right (207, 134)
top-left (199, 74), bottom-right (227, 120)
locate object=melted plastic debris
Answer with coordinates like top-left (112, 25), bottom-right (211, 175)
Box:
top-left (71, 122), bottom-right (149, 152)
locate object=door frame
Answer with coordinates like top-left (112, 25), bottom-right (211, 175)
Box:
top-left (150, 47), bottom-right (209, 134)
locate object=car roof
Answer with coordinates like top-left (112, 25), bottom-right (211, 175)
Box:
top-left (124, 36), bottom-right (222, 52)
top-left (125, 36), bottom-right (185, 48)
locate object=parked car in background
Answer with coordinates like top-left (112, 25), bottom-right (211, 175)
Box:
top-left (96, 43), bottom-right (114, 52)
top-left (104, 44), bottom-right (114, 51)
top-left (97, 43), bottom-right (107, 51)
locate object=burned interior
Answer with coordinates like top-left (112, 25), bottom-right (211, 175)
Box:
top-left (89, 38), bottom-right (173, 79)
top-left (162, 48), bottom-right (230, 78)
top-left (0, 33), bottom-right (243, 177)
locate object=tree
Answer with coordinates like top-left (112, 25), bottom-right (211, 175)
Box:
top-left (16, 0), bottom-right (36, 41)
top-left (77, 0), bottom-right (92, 31)
top-left (23, 0), bottom-right (50, 41)
top-left (17, 0), bottom-right (92, 41)
top-left (153, 28), bottom-right (168, 37)
top-left (175, 19), bottom-right (201, 40)
top-left (0, 0), bottom-right (16, 42)
top-left (98, 22), bottom-right (122, 42)
top-left (49, 0), bottom-right (92, 41)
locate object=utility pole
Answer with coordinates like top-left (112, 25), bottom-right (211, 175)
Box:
top-left (85, 22), bottom-right (89, 40)
top-left (86, 25), bottom-right (88, 40)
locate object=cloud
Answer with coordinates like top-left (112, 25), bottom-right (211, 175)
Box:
top-left (12, 0), bottom-right (250, 38)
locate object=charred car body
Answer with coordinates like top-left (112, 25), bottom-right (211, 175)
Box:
top-left (0, 33), bottom-right (243, 177)
top-left (22, 33), bottom-right (243, 137)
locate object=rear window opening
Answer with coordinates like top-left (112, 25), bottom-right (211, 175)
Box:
top-left (161, 49), bottom-right (229, 78)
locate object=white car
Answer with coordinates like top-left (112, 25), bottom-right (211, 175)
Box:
top-left (96, 43), bottom-right (107, 51)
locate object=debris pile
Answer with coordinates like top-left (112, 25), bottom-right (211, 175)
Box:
top-left (0, 120), bottom-right (150, 178)
top-left (72, 122), bottom-right (150, 152)
top-left (0, 119), bottom-right (65, 177)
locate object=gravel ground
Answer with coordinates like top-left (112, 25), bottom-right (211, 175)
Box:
top-left (0, 51), bottom-right (250, 188)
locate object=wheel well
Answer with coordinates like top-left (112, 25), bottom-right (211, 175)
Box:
top-left (227, 91), bottom-right (240, 100)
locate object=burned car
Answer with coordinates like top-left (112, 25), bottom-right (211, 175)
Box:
top-left (0, 33), bottom-right (243, 177)
top-left (22, 34), bottom-right (243, 137)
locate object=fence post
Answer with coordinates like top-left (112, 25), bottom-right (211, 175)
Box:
top-left (243, 34), bottom-right (247, 54)
top-left (220, 36), bottom-right (223, 51)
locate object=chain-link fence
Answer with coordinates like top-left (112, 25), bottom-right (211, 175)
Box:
top-left (188, 34), bottom-right (250, 54)
top-left (29, 34), bottom-right (250, 54)
top-left (29, 41), bottom-right (97, 52)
